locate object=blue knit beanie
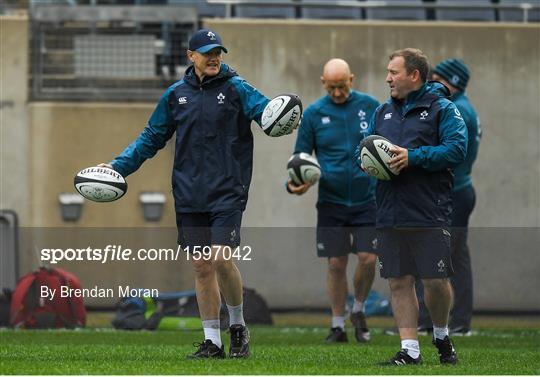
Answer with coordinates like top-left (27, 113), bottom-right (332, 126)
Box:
top-left (433, 58), bottom-right (470, 92)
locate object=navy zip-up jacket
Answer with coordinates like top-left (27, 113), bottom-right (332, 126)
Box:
top-left (294, 90), bottom-right (379, 206)
top-left (364, 81), bottom-right (468, 227)
top-left (111, 63), bottom-right (269, 212)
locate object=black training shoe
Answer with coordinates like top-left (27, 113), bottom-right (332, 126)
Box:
top-left (433, 335), bottom-right (458, 364)
top-left (187, 339), bottom-right (225, 359)
top-left (385, 349), bottom-right (423, 366)
top-left (350, 311), bottom-right (371, 343)
top-left (325, 327), bottom-right (348, 343)
top-left (229, 324), bottom-right (250, 358)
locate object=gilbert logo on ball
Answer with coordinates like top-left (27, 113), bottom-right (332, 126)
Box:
top-left (287, 153), bottom-right (321, 186)
top-left (74, 166), bottom-right (127, 202)
top-left (359, 135), bottom-right (399, 181)
top-left (261, 94), bottom-right (303, 137)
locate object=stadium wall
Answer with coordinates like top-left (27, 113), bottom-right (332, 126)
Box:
top-left (1, 15), bottom-right (29, 222)
top-left (205, 19), bottom-right (540, 311)
top-left (2, 16), bottom-right (539, 310)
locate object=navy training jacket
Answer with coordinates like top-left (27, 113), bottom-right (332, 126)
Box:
top-left (364, 81), bottom-right (468, 227)
top-left (111, 63), bottom-right (270, 213)
top-left (294, 90), bottom-right (379, 207)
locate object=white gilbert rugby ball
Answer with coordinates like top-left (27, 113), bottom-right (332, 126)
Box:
top-left (287, 153), bottom-right (321, 185)
top-left (74, 166), bottom-right (127, 202)
top-left (261, 94), bottom-right (303, 137)
top-left (359, 135), bottom-right (399, 181)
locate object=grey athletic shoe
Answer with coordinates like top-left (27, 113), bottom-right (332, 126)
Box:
top-left (449, 326), bottom-right (472, 337)
top-left (349, 311), bottom-right (371, 343)
top-left (229, 324), bottom-right (250, 358)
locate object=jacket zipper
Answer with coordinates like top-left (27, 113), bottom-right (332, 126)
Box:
top-left (198, 82), bottom-right (204, 209)
top-left (395, 103), bottom-right (405, 227)
top-left (344, 110), bottom-right (352, 207)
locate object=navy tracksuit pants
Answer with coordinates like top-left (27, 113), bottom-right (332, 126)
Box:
top-left (417, 185), bottom-right (476, 329)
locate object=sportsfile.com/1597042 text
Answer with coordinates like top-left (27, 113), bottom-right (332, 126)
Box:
top-left (40, 245), bottom-right (253, 264)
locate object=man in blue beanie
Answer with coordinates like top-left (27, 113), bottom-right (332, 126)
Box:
top-left (417, 58), bottom-right (482, 336)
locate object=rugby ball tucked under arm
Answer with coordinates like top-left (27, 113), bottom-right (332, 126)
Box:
top-left (287, 153), bottom-right (321, 185)
top-left (261, 94), bottom-right (303, 137)
top-left (74, 166), bottom-right (127, 202)
top-left (359, 135), bottom-right (400, 181)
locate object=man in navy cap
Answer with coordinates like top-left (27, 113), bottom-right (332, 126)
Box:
top-left (100, 29), bottom-right (297, 359)
top-left (416, 58), bottom-right (481, 337)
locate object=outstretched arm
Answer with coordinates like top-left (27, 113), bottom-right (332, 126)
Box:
top-left (106, 91), bottom-right (176, 176)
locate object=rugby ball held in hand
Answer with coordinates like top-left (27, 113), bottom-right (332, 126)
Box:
top-left (287, 153), bottom-right (321, 185)
top-left (359, 135), bottom-right (399, 181)
top-left (74, 166), bottom-right (127, 202)
top-left (261, 94), bottom-right (303, 137)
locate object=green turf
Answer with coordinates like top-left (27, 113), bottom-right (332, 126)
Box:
top-left (1, 327), bottom-right (539, 374)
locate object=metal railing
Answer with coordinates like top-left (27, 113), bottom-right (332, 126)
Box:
top-left (208, 0), bottom-right (540, 23)
top-left (0, 210), bottom-right (19, 291)
top-left (26, 1), bottom-right (538, 101)
top-left (30, 5), bottom-right (198, 101)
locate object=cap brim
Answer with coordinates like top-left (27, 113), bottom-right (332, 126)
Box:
top-left (196, 44), bottom-right (228, 54)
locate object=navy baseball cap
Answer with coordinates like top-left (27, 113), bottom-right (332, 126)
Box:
top-left (188, 29), bottom-right (228, 54)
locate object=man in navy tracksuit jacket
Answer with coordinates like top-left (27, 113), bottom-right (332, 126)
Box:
top-left (358, 49), bottom-right (467, 365)
top-left (100, 29), bottom-right (293, 359)
top-left (288, 59), bottom-right (379, 344)
top-left (417, 59), bottom-right (482, 336)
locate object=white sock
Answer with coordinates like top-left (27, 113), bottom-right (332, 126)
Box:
top-left (401, 339), bottom-right (420, 359)
top-left (352, 300), bottom-right (365, 313)
top-left (227, 303), bottom-right (246, 326)
top-left (433, 326), bottom-right (449, 340)
top-left (202, 319), bottom-right (222, 347)
top-left (332, 316), bottom-right (345, 329)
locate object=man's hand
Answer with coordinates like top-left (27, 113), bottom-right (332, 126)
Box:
top-left (97, 163), bottom-right (113, 169)
top-left (388, 145), bottom-right (408, 173)
top-left (359, 162), bottom-right (367, 173)
top-left (287, 180), bottom-right (310, 195)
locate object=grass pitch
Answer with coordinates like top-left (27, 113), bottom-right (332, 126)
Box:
top-left (1, 321), bottom-right (539, 375)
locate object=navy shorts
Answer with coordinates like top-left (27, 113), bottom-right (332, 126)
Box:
top-left (376, 227), bottom-right (454, 279)
top-left (316, 201), bottom-right (377, 258)
top-left (176, 210), bottom-right (242, 251)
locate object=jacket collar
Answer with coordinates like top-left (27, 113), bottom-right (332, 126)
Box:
top-left (392, 81), bottom-right (450, 113)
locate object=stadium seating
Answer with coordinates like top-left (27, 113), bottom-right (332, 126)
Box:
top-left (365, 0), bottom-right (427, 20)
top-left (167, 0), bottom-right (227, 18)
top-left (26, 0), bottom-right (539, 23)
top-left (498, 0), bottom-right (540, 22)
top-left (435, 0), bottom-right (495, 21)
top-left (301, 0), bottom-right (363, 19)
top-left (235, 0), bottom-right (297, 19)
